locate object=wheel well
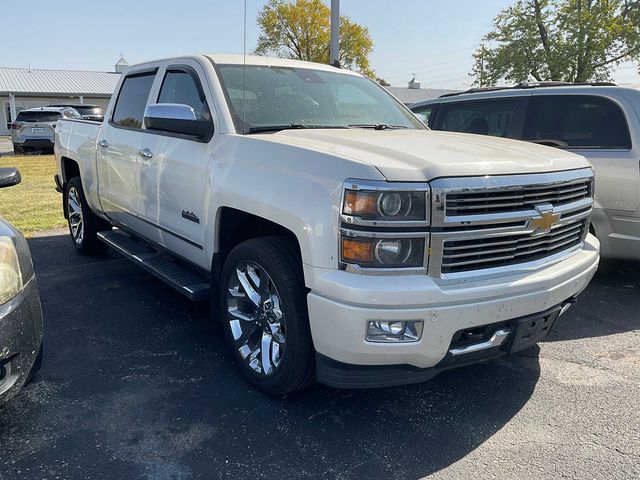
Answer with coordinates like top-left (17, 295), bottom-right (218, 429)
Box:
top-left (215, 208), bottom-right (302, 275)
top-left (61, 157), bottom-right (80, 185)
top-left (61, 157), bottom-right (80, 219)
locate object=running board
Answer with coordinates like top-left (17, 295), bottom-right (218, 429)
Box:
top-left (97, 230), bottom-right (210, 301)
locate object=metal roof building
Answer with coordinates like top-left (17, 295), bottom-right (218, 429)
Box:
top-left (0, 58), bottom-right (126, 135)
top-left (385, 76), bottom-right (456, 105)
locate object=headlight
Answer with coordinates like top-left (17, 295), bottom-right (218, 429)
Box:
top-left (0, 236), bottom-right (23, 304)
top-left (341, 235), bottom-right (425, 268)
top-left (342, 182), bottom-right (429, 223)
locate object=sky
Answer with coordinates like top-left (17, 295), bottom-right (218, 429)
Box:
top-left (3, 0), bottom-right (639, 90)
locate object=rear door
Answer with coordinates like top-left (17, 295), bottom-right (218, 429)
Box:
top-left (522, 94), bottom-right (639, 213)
top-left (134, 60), bottom-right (217, 267)
top-left (97, 69), bottom-right (158, 236)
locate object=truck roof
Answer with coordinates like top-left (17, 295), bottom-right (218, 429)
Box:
top-left (124, 54), bottom-right (358, 76)
top-left (205, 54), bottom-right (357, 74)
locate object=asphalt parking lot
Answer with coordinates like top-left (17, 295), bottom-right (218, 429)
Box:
top-left (0, 233), bottom-right (638, 480)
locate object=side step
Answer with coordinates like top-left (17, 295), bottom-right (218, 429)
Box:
top-left (97, 230), bottom-right (210, 301)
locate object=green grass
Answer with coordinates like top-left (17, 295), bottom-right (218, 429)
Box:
top-left (0, 154), bottom-right (66, 236)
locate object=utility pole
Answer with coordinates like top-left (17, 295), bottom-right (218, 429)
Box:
top-left (330, 0), bottom-right (340, 67)
top-left (479, 44), bottom-right (485, 87)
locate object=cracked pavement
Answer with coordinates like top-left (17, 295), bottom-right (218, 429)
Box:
top-left (0, 233), bottom-right (638, 479)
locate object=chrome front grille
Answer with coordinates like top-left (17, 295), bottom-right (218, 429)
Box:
top-left (445, 179), bottom-right (592, 216)
top-left (429, 168), bottom-right (594, 279)
top-left (441, 218), bottom-right (588, 274)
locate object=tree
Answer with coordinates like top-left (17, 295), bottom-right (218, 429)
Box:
top-left (472, 0), bottom-right (640, 85)
top-left (254, 0), bottom-right (375, 78)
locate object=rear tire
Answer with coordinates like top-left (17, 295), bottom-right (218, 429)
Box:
top-left (64, 176), bottom-right (109, 254)
top-left (219, 236), bottom-right (314, 394)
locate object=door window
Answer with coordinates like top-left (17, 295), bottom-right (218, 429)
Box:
top-left (437, 99), bottom-right (517, 137)
top-left (412, 105), bottom-right (434, 126)
top-left (523, 95), bottom-right (631, 149)
top-left (111, 72), bottom-right (156, 129)
top-left (157, 69), bottom-right (211, 121)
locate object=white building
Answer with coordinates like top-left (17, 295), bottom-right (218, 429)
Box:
top-left (0, 57), bottom-right (127, 135)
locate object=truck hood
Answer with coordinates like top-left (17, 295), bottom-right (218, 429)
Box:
top-left (264, 129), bottom-right (590, 181)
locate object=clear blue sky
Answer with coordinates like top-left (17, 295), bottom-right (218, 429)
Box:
top-left (4, 0), bottom-right (639, 89)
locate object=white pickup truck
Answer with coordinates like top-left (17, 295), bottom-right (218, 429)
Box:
top-left (55, 55), bottom-right (599, 394)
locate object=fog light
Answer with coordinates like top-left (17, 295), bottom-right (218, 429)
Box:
top-left (366, 320), bottom-right (423, 343)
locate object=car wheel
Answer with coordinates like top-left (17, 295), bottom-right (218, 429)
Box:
top-left (65, 177), bottom-right (109, 254)
top-left (220, 236), bottom-right (314, 394)
top-left (12, 145), bottom-right (24, 155)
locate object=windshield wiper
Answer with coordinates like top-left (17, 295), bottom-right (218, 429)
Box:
top-left (246, 123), bottom-right (348, 134)
top-left (347, 123), bottom-right (409, 130)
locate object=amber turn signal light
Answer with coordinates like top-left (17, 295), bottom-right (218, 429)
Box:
top-left (343, 190), bottom-right (377, 216)
top-left (342, 237), bottom-right (375, 263)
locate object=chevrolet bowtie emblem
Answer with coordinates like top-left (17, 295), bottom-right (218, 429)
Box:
top-left (528, 204), bottom-right (560, 234)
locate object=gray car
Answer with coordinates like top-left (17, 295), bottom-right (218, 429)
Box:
top-left (0, 168), bottom-right (43, 405)
top-left (11, 106), bottom-right (81, 154)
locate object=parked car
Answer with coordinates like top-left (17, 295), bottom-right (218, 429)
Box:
top-left (50, 104), bottom-right (104, 122)
top-left (11, 106), bottom-right (81, 154)
top-left (0, 167), bottom-right (44, 405)
top-left (54, 55), bottom-right (599, 394)
top-left (410, 83), bottom-right (640, 261)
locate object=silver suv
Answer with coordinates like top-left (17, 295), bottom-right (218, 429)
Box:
top-left (11, 106), bottom-right (81, 154)
top-left (411, 83), bottom-right (640, 261)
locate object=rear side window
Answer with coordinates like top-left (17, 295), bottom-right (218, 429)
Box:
top-left (112, 72), bottom-right (156, 129)
top-left (16, 111), bottom-right (61, 122)
top-left (437, 99), bottom-right (517, 137)
top-left (412, 105), bottom-right (434, 127)
top-left (158, 69), bottom-right (211, 121)
top-left (523, 95), bottom-right (631, 149)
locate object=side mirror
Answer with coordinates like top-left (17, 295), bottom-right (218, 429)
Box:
top-left (0, 168), bottom-right (21, 189)
top-left (144, 104), bottom-right (213, 141)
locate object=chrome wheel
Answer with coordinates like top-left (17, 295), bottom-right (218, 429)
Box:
top-left (67, 186), bottom-right (84, 245)
top-left (227, 261), bottom-right (286, 377)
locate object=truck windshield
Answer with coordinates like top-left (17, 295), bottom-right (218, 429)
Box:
top-left (215, 64), bottom-right (425, 134)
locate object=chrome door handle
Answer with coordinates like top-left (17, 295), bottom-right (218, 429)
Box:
top-left (99, 140), bottom-right (109, 148)
top-left (137, 148), bottom-right (153, 159)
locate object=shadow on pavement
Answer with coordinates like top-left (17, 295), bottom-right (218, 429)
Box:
top-left (546, 259), bottom-right (639, 343)
top-left (0, 234), bottom-right (541, 479)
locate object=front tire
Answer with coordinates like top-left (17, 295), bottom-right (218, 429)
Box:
top-left (220, 236), bottom-right (314, 394)
top-left (64, 177), bottom-right (109, 254)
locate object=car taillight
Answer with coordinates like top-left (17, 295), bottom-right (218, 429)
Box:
top-left (10, 123), bottom-right (21, 130)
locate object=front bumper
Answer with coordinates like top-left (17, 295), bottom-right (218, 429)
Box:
top-left (307, 234), bottom-right (599, 386)
top-left (0, 276), bottom-right (44, 404)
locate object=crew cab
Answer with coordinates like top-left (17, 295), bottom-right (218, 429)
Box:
top-left (54, 55), bottom-right (599, 394)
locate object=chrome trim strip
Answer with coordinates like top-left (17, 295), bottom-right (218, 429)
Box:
top-left (430, 168), bottom-right (594, 228)
top-left (449, 328), bottom-right (511, 356)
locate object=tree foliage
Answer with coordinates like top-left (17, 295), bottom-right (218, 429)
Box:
top-left (254, 0), bottom-right (375, 78)
top-left (472, 0), bottom-right (640, 85)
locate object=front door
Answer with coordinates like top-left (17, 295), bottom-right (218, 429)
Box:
top-left (136, 61), bottom-right (216, 268)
